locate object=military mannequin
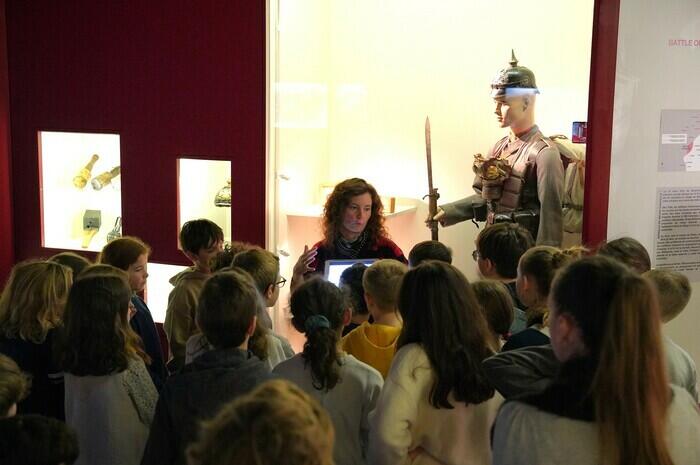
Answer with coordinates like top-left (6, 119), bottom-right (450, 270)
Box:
top-left (433, 51), bottom-right (564, 246)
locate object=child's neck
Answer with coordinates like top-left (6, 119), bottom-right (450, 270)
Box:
top-left (194, 262), bottom-right (212, 274)
top-left (351, 313), bottom-right (370, 325)
top-left (372, 309), bottom-right (401, 327)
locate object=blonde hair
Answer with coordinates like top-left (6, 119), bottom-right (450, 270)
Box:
top-left (231, 247), bottom-right (280, 294)
top-left (643, 269), bottom-right (691, 323)
top-left (187, 380), bottom-right (334, 465)
top-left (362, 259), bottom-right (407, 311)
top-left (0, 261), bottom-right (72, 343)
top-left (519, 246), bottom-right (581, 326)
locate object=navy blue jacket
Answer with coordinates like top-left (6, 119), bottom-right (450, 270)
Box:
top-left (130, 295), bottom-right (167, 390)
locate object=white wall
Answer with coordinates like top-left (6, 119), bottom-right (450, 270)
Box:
top-left (608, 0), bottom-right (700, 370)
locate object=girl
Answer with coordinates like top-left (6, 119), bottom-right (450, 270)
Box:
top-left (273, 277), bottom-right (383, 465)
top-left (60, 273), bottom-right (157, 465)
top-left (99, 236), bottom-right (167, 388)
top-left (472, 280), bottom-right (515, 349)
top-left (502, 246), bottom-right (577, 351)
top-left (492, 255), bottom-right (700, 465)
top-left (0, 260), bottom-right (72, 419)
top-left (369, 261), bottom-right (502, 465)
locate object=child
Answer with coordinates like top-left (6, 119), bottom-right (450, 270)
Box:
top-left (0, 260), bottom-right (72, 419)
top-left (60, 273), bottom-right (157, 465)
top-left (186, 248), bottom-right (294, 369)
top-left (369, 261), bottom-right (502, 465)
top-left (472, 280), bottom-right (515, 349)
top-left (210, 240), bottom-right (254, 272)
top-left (341, 259), bottom-right (407, 378)
top-left (165, 219), bottom-right (224, 371)
top-left (187, 380), bottom-right (334, 465)
top-left (339, 263), bottom-right (370, 336)
top-left (644, 269), bottom-right (697, 401)
top-left (273, 278), bottom-right (383, 465)
top-left (502, 246), bottom-right (574, 351)
top-left (407, 240), bottom-right (453, 267)
top-left (597, 236), bottom-right (651, 273)
top-left (0, 414), bottom-right (79, 465)
top-left (474, 223), bottom-right (534, 334)
top-left (142, 269), bottom-right (271, 465)
top-left (99, 236), bottom-right (167, 389)
top-left (0, 353), bottom-right (29, 417)
top-left (48, 251), bottom-right (91, 276)
top-left (492, 256), bottom-right (700, 465)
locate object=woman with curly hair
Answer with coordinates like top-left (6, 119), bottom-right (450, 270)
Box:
top-left (292, 178), bottom-right (406, 289)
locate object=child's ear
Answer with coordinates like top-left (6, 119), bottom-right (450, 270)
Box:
top-left (265, 284), bottom-right (275, 301)
top-left (342, 307), bottom-right (352, 326)
top-left (364, 292), bottom-right (374, 308)
top-left (246, 316), bottom-right (258, 337)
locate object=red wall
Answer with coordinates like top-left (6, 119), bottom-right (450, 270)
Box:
top-left (582, 0), bottom-right (621, 247)
top-left (0, 0), bottom-right (12, 284)
top-left (6, 0), bottom-right (266, 266)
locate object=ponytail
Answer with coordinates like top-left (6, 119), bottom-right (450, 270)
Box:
top-left (290, 278), bottom-right (346, 392)
top-left (592, 274), bottom-right (673, 465)
top-left (303, 316), bottom-right (342, 390)
top-left (552, 257), bottom-right (674, 465)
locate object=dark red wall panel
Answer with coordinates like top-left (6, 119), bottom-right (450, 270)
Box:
top-left (582, 0), bottom-right (620, 247)
top-left (0, 0), bottom-right (12, 283)
top-left (6, 0), bottom-right (266, 266)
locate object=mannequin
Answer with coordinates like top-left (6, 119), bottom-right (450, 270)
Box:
top-left (434, 52), bottom-right (564, 246)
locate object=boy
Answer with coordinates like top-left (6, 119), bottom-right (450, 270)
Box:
top-left (644, 269), bottom-right (697, 401)
top-left (142, 269), bottom-right (271, 465)
top-left (165, 219), bottom-right (224, 372)
top-left (407, 240), bottom-right (453, 268)
top-left (341, 259), bottom-right (407, 378)
top-left (0, 354), bottom-right (29, 417)
top-left (474, 223), bottom-right (534, 334)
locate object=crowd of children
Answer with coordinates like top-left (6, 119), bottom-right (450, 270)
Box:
top-left (0, 220), bottom-right (699, 465)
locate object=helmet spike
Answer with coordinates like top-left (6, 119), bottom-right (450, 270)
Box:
top-left (510, 49), bottom-right (518, 67)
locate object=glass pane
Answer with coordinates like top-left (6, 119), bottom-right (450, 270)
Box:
top-left (39, 131), bottom-right (122, 252)
top-left (146, 262), bottom-right (188, 323)
top-left (177, 158), bottom-right (232, 243)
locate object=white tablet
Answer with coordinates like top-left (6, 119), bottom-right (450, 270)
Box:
top-left (324, 258), bottom-right (377, 286)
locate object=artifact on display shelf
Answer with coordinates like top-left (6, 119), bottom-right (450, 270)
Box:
top-left (214, 179), bottom-right (231, 207)
top-left (73, 154), bottom-right (100, 189)
top-left (91, 166), bottom-right (121, 190)
top-left (81, 209), bottom-right (102, 248)
top-left (106, 216), bottom-right (122, 243)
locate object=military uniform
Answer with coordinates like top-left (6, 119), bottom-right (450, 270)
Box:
top-left (441, 125), bottom-right (564, 246)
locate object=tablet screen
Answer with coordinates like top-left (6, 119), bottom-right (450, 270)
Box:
top-left (324, 258), bottom-right (377, 286)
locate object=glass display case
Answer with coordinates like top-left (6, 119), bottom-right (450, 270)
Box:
top-left (39, 131), bottom-right (122, 252)
top-left (177, 158), bottom-right (232, 243)
top-left (146, 262), bottom-right (188, 323)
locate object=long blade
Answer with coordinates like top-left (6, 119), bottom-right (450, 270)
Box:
top-left (425, 116), bottom-right (433, 191)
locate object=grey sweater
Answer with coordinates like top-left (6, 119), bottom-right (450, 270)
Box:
top-left (492, 385), bottom-right (700, 465)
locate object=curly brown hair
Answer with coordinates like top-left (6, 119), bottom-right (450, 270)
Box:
top-left (322, 178), bottom-right (387, 249)
top-left (187, 380), bottom-right (334, 465)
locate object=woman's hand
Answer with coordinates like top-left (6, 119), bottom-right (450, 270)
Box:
top-left (291, 245), bottom-right (318, 291)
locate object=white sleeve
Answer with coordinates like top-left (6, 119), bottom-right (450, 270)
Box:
top-left (368, 358), bottom-right (418, 465)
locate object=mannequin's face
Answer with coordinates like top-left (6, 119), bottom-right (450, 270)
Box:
top-left (494, 95), bottom-right (529, 130)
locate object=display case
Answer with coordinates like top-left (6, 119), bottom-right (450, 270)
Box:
top-left (146, 262), bottom-right (188, 323)
top-left (177, 158), bottom-right (232, 243)
top-left (39, 131), bottom-right (122, 252)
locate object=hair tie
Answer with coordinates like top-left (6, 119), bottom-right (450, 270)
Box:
top-left (304, 315), bottom-right (331, 334)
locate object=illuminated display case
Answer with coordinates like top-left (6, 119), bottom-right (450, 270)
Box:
top-left (178, 158), bottom-right (232, 243)
top-left (39, 131), bottom-right (122, 252)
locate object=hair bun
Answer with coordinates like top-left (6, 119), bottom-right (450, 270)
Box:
top-left (304, 315), bottom-right (331, 334)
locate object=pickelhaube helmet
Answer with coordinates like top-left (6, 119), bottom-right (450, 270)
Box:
top-left (490, 50), bottom-right (539, 98)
